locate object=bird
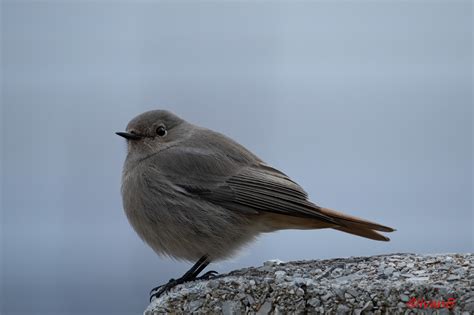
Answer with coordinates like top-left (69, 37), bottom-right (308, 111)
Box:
top-left (116, 109), bottom-right (395, 301)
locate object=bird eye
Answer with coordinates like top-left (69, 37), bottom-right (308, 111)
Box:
top-left (156, 126), bottom-right (167, 137)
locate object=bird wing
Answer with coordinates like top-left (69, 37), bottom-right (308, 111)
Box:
top-left (154, 144), bottom-right (338, 225)
top-left (207, 166), bottom-right (338, 222)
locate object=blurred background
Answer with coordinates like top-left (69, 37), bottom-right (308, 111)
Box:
top-left (1, 1), bottom-right (472, 314)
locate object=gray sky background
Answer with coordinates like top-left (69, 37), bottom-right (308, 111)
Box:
top-left (1, 1), bottom-right (472, 314)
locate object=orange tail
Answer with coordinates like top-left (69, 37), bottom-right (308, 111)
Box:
top-left (319, 207), bottom-right (395, 241)
top-left (261, 207), bottom-right (395, 242)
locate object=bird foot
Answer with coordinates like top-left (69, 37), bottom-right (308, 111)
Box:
top-left (148, 271), bottom-right (219, 301)
top-left (149, 277), bottom-right (184, 301)
top-left (149, 255), bottom-right (212, 302)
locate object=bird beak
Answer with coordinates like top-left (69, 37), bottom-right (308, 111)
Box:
top-left (115, 132), bottom-right (143, 140)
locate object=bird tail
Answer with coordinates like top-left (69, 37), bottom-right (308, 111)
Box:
top-left (261, 206), bottom-right (395, 242)
top-left (318, 206), bottom-right (395, 241)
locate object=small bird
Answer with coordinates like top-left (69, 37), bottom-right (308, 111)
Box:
top-left (116, 110), bottom-right (395, 300)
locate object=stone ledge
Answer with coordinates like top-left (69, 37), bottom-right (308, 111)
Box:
top-left (145, 253), bottom-right (473, 314)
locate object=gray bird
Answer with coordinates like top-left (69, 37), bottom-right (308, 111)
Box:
top-left (116, 110), bottom-right (395, 300)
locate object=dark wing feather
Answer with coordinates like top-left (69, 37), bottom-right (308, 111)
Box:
top-left (176, 163), bottom-right (338, 225)
top-left (222, 167), bottom-right (338, 224)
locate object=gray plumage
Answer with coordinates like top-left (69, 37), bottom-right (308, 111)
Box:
top-left (118, 110), bottom-right (395, 262)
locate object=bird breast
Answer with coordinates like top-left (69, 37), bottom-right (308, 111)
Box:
top-left (121, 162), bottom-right (259, 261)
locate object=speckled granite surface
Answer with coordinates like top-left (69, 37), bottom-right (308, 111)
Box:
top-left (145, 253), bottom-right (473, 314)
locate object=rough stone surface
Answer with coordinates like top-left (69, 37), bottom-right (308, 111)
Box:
top-left (145, 253), bottom-right (473, 314)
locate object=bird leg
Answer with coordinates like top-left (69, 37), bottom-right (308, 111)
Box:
top-left (149, 255), bottom-right (212, 301)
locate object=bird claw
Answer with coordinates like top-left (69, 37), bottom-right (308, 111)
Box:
top-left (149, 278), bottom-right (177, 300)
top-left (149, 255), bottom-right (212, 302)
top-left (196, 270), bottom-right (218, 280)
top-left (148, 272), bottom-right (218, 301)
top-left (149, 285), bottom-right (168, 302)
